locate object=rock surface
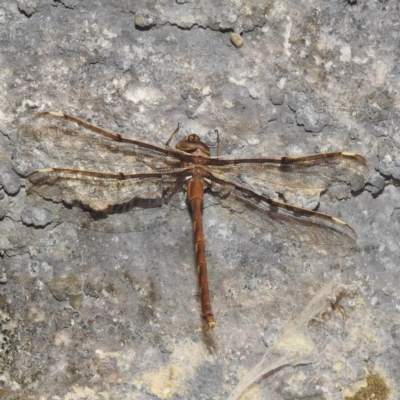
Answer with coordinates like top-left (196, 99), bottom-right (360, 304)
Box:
top-left (0, 0), bottom-right (399, 399)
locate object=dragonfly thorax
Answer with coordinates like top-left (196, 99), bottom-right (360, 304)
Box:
top-left (176, 134), bottom-right (210, 157)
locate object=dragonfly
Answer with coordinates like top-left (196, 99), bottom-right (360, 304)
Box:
top-left (25, 111), bottom-right (369, 328)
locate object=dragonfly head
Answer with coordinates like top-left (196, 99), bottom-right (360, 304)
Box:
top-left (176, 134), bottom-right (210, 157)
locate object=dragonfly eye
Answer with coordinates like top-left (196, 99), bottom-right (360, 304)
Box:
top-left (187, 134), bottom-right (200, 142)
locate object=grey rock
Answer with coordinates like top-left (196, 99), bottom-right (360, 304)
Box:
top-left (368, 174), bottom-right (385, 194)
top-left (48, 274), bottom-right (84, 310)
top-left (376, 137), bottom-right (400, 179)
top-left (270, 88), bottom-right (285, 106)
top-left (364, 101), bottom-right (388, 123)
top-left (20, 206), bottom-right (53, 227)
top-left (0, 162), bottom-right (20, 195)
top-left (363, 89), bottom-right (393, 124)
top-left (17, 0), bottom-right (38, 16)
top-left (134, 12), bottom-right (156, 29)
top-left (57, 0), bottom-right (78, 9)
top-left (0, 271), bottom-right (7, 283)
top-left (0, 202), bottom-right (6, 219)
top-left (351, 173), bottom-right (368, 192)
top-left (285, 115), bottom-right (295, 124)
top-left (286, 91), bottom-right (309, 112)
top-left (296, 105), bottom-right (330, 133)
top-left (391, 324), bottom-right (400, 351)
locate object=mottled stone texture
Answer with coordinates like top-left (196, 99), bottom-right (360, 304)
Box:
top-left (0, 0), bottom-right (399, 399)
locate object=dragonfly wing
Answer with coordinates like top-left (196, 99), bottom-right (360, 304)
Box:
top-left (208, 172), bottom-right (358, 257)
top-left (27, 168), bottom-right (188, 213)
top-left (208, 152), bottom-right (369, 193)
top-left (17, 116), bottom-right (184, 174)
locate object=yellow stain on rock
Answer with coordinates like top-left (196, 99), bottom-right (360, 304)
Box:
top-left (344, 374), bottom-right (389, 400)
top-left (331, 362), bottom-right (343, 373)
top-left (133, 338), bottom-right (214, 398)
top-left (141, 366), bottom-right (181, 399)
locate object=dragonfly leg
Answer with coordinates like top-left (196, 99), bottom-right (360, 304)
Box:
top-left (165, 123), bottom-right (180, 147)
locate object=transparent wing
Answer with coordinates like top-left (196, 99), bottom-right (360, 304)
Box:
top-left (207, 152), bottom-right (369, 194)
top-left (27, 168), bottom-right (188, 213)
top-left (208, 172), bottom-right (359, 257)
top-left (17, 112), bottom-right (188, 174)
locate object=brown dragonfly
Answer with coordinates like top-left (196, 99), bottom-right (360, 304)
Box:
top-left (25, 111), bottom-right (369, 328)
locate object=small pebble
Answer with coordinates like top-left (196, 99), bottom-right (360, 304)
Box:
top-left (230, 33), bottom-right (244, 48)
